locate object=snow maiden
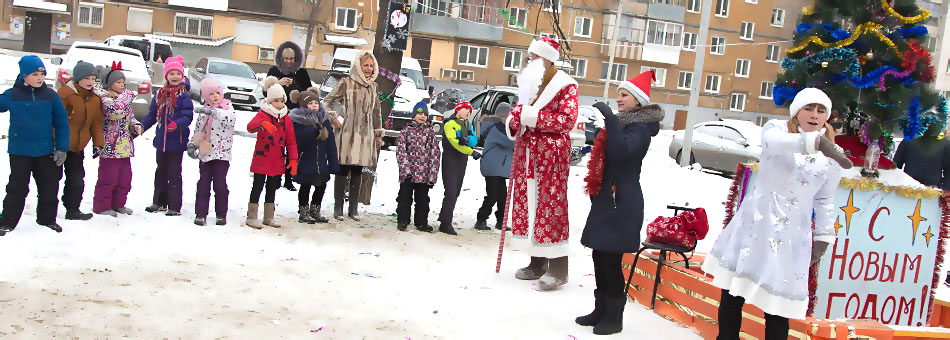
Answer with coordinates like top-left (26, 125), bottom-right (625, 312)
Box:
top-left (701, 88), bottom-right (853, 339)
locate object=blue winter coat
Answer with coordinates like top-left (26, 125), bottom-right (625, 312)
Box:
top-left (141, 78), bottom-right (194, 152)
top-left (0, 79), bottom-right (70, 157)
top-left (292, 120), bottom-right (340, 184)
top-left (581, 104), bottom-right (663, 253)
top-left (479, 117), bottom-right (515, 178)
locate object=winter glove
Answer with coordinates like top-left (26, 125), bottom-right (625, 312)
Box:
top-left (471, 150), bottom-right (482, 160)
top-left (812, 240), bottom-right (830, 264)
top-left (593, 102), bottom-right (615, 119)
top-left (53, 150), bottom-right (67, 167)
top-left (817, 136), bottom-right (853, 169)
top-left (166, 121), bottom-right (178, 132)
top-left (131, 124), bottom-right (144, 138)
top-left (287, 159), bottom-right (298, 176)
top-left (467, 135), bottom-right (477, 148)
top-left (92, 146), bottom-right (102, 159)
top-left (260, 121), bottom-right (277, 134)
top-left (186, 143), bottom-right (199, 160)
top-left (581, 145), bottom-right (592, 154)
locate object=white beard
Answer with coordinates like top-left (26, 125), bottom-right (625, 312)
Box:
top-left (517, 59), bottom-right (546, 106)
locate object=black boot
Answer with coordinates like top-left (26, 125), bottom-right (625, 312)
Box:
top-left (145, 204), bottom-right (167, 213)
top-left (416, 224), bottom-right (434, 232)
top-left (65, 209), bottom-right (93, 220)
top-left (397, 223), bottom-right (408, 231)
top-left (576, 289), bottom-right (604, 326)
top-left (333, 176), bottom-right (346, 221)
top-left (495, 220), bottom-right (511, 231)
top-left (593, 294), bottom-right (626, 335)
top-left (0, 223), bottom-right (14, 236)
top-left (474, 220), bottom-right (490, 230)
top-left (283, 172), bottom-right (297, 191)
top-left (41, 222), bottom-right (63, 233)
top-left (347, 175), bottom-right (362, 221)
top-left (298, 205), bottom-right (316, 224)
top-left (438, 221), bottom-right (457, 235)
top-left (310, 204), bottom-right (329, 223)
top-left (194, 216), bottom-right (207, 226)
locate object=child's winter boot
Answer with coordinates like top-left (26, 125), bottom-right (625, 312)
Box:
top-left (310, 204), bottom-right (328, 223)
top-left (194, 216), bottom-right (207, 226)
top-left (263, 203), bottom-right (281, 228)
top-left (246, 203), bottom-right (263, 229)
top-left (298, 205), bottom-right (316, 224)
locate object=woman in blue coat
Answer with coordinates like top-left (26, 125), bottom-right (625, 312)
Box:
top-left (576, 71), bottom-right (663, 335)
top-left (289, 88), bottom-right (339, 223)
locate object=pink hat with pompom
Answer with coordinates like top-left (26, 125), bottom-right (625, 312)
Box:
top-left (163, 55), bottom-right (185, 80)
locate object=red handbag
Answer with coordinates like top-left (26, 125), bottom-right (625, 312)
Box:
top-left (645, 208), bottom-right (709, 249)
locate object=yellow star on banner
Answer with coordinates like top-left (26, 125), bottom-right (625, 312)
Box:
top-left (908, 199), bottom-right (927, 246)
top-left (840, 190), bottom-right (860, 235)
top-left (922, 225), bottom-right (935, 247)
top-left (833, 216), bottom-right (844, 235)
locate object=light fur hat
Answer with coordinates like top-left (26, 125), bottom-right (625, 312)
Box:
top-left (262, 76), bottom-right (286, 103)
top-left (789, 87), bottom-right (832, 117)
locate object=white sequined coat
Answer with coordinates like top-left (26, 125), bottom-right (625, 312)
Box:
top-left (702, 120), bottom-right (842, 319)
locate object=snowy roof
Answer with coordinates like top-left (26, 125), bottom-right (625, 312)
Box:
top-left (12, 0), bottom-right (68, 13)
top-left (144, 34), bottom-right (235, 47)
top-left (324, 35), bottom-right (368, 47)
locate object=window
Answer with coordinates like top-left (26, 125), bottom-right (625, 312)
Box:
top-left (745, 0), bottom-right (756, 3)
top-left (687, 0), bottom-right (701, 13)
top-left (715, 0), bottom-right (729, 17)
top-left (602, 14), bottom-right (640, 43)
top-left (925, 36), bottom-right (939, 52)
top-left (568, 58), bottom-right (588, 78)
top-left (127, 7), bottom-right (153, 33)
top-left (735, 59), bottom-right (750, 77)
top-left (771, 8), bottom-right (785, 27)
top-left (730, 93), bottom-right (746, 111)
top-left (458, 45), bottom-right (489, 67)
top-left (740, 22), bottom-right (754, 40)
top-left (646, 20), bottom-right (683, 47)
top-left (760, 81), bottom-right (774, 99)
top-left (543, 0), bottom-right (561, 12)
top-left (508, 7), bottom-right (527, 28)
top-left (504, 50), bottom-right (523, 71)
top-left (175, 13), bottom-right (213, 38)
top-left (235, 20), bottom-right (275, 47)
top-left (711, 36), bottom-right (725, 55)
top-left (766, 44), bottom-right (781, 63)
top-left (574, 17), bottom-right (592, 38)
top-left (704, 74), bottom-right (721, 93)
top-left (683, 32), bottom-right (697, 51)
top-left (416, 0), bottom-right (447, 16)
top-left (678, 71), bottom-right (693, 90)
top-left (335, 7), bottom-right (358, 30)
top-left (78, 2), bottom-right (104, 28)
top-left (600, 62), bottom-right (627, 81)
top-left (641, 66), bottom-right (666, 87)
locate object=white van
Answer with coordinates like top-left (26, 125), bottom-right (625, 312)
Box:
top-left (104, 35), bottom-right (173, 91)
top-left (329, 49), bottom-right (441, 146)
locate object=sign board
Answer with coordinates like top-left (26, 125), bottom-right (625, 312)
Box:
top-left (381, 2), bottom-right (410, 51)
top-left (735, 170), bottom-right (945, 326)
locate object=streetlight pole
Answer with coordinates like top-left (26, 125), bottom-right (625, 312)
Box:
top-left (678, 0), bottom-right (714, 166)
top-left (602, 0), bottom-right (623, 103)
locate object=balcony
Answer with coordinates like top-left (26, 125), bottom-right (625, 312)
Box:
top-left (647, 0), bottom-right (685, 23)
top-left (411, 0), bottom-right (504, 41)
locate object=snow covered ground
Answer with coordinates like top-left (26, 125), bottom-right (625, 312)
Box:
top-left (0, 69), bottom-right (735, 337)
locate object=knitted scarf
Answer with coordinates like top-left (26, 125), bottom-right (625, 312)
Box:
top-left (156, 83), bottom-right (186, 122)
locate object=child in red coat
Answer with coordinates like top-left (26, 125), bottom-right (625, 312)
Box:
top-left (245, 76), bottom-right (298, 229)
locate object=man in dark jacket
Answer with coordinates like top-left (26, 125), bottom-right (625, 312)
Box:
top-left (893, 126), bottom-right (950, 190)
top-left (474, 103), bottom-right (515, 231)
top-left (268, 41), bottom-right (312, 191)
top-left (0, 55), bottom-right (71, 235)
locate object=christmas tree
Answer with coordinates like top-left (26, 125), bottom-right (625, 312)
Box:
top-left (773, 0), bottom-right (948, 155)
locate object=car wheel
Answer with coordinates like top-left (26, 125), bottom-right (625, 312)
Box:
top-left (570, 147), bottom-right (585, 166)
top-left (676, 149), bottom-right (696, 165)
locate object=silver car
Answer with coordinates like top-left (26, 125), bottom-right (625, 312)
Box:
top-left (668, 120), bottom-right (763, 173)
top-left (189, 58), bottom-right (264, 111)
top-left (49, 42), bottom-right (154, 120)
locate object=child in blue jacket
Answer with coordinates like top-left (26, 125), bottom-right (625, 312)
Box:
top-left (289, 88), bottom-right (339, 224)
top-left (0, 56), bottom-right (71, 235)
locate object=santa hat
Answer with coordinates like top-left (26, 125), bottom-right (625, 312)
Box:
top-left (618, 70), bottom-right (655, 105)
top-left (163, 55), bottom-right (185, 80)
top-left (789, 87), bottom-right (832, 118)
top-left (454, 100), bottom-right (473, 113)
top-left (528, 36), bottom-right (560, 62)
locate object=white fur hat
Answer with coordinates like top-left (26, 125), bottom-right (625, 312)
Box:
top-left (528, 36), bottom-right (560, 62)
top-left (789, 87), bottom-right (832, 117)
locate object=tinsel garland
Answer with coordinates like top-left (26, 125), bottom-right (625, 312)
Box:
top-left (497, 9), bottom-right (531, 34)
top-left (584, 129), bottom-right (607, 196)
top-left (378, 91), bottom-right (396, 107)
top-left (377, 66), bottom-right (403, 87)
top-left (894, 25), bottom-right (928, 39)
top-left (787, 22), bottom-right (899, 57)
top-left (721, 163), bottom-right (747, 229)
top-left (838, 176), bottom-right (944, 199)
top-left (877, 41), bottom-right (935, 91)
top-left (772, 85), bottom-right (803, 106)
top-left (780, 48), bottom-right (861, 77)
top-left (903, 96), bottom-right (922, 139)
top-left (927, 194), bottom-right (950, 323)
top-left (880, 0), bottom-right (931, 24)
top-left (919, 95), bottom-right (950, 133)
top-left (807, 246), bottom-right (820, 317)
top-left (795, 23), bottom-right (852, 41)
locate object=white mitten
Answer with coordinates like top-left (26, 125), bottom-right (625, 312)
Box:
top-left (521, 105), bottom-right (539, 128)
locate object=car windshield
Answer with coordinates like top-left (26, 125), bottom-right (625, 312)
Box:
top-left (401, 68), bottom-right (426, 90)
top-left (70, 46), bottom-right (148, 76)
top-left (208, 62), bottom-right (256, 79)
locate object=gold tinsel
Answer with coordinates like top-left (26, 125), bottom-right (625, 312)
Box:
top-left (747, 163), bottom-right (943, 199)
top-left (787, 22), bottom-right (899, 57)
top-left (803, 4), bottom-right (814, 15)
top-left (881, 0), bottom-right (930, 24)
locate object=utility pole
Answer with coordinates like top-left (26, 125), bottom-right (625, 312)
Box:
top-left (302, 0), bottom-right (321, 68)
top-left (678, 0), bottom-right (713, 166)
top-left (602, 0), bottom-right (623, 103)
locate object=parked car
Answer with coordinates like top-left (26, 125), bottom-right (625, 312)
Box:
top-left (49, 42), bottom-right (153, 120)
top-left (318, 69), bottom-right (347, 100)
top-left (462, 86), bottom-right (588, 165)
top-left (188, 57), bottom-right (264, 112)
top-left (430, 88), bottom-right (469, 114)
top-left (103, 35), bottom-right (173, 91)
top-left (578, 105), bottom-right (606, 144)
top-left (668, 119), bottom-right (763, 173)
